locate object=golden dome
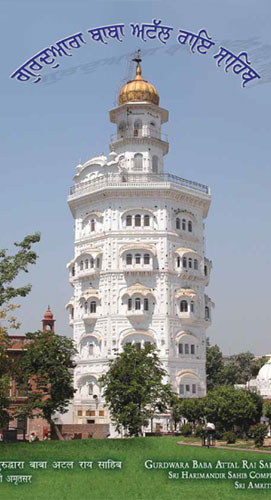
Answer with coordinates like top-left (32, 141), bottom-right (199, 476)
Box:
top-left (118, 53), bottom-right (159, 106)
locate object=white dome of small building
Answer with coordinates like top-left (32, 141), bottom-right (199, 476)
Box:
top-left (240, 357), bottom-right (271, 400)
top-left (257, 358), bottom-right (271, 381)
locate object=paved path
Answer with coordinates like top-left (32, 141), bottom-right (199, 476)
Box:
top-left (177, 441), bottom-right (271, 454)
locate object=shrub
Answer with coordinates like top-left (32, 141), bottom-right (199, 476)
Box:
top-left (223, 431), bottom-right (236, 444)
top-left (180, 423), bottom-right (192, 436)
top-left (249, 424), bottom-right (268, 448)
top-left (213, 428), bottom-right (224, 440)
top-left (194, 424), bottom-right (204, 437)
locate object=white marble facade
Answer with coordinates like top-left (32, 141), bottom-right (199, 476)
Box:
top-left (67, 59), bottom-right (213, 425)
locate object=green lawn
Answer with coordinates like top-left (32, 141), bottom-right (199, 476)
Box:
top-left (179, 436), bottom-right (271, 451)
top-left (0, 437), bottom-right (270, 500)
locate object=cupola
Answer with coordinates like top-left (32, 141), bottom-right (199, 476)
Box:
top-left (118, 51), bottom-right (160, 106)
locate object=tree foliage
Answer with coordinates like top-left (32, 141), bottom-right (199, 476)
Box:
top-left (206, 339), bottom-right (268, 389)
top-left (16, 330), bottom-right (77, 425)
top-left (100, 344), bottom-right (173, 436)
top-left (171, 397), bottom-right (204, 429)
top-left (206, 340), bottom-right (224, 390)
top-left (263, 402), bottom-right (271, 423)
top-left (204, 386), bottom-right (263, 432)
top-left (249, 423), bottom-right (268, 447)
top-left (0, 233), bottom-right (40, 307)
top-left (0, 234), bottom-right (40, 427)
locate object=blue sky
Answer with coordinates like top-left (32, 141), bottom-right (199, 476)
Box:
top-left (1, 0), bottom-right (271, 355)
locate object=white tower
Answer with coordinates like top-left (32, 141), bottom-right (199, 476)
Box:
top-left (67, 53), bottom-right (213, 426)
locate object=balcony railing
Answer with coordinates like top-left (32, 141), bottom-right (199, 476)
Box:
top-left (69, 173), bottom-right (210, 199)
top-left (110, 128), bottom-right (168, 143)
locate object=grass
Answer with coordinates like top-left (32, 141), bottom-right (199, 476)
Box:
top-left (179, 436), bottom-right (271, 451)
top-left (0, 437), bottom-right (270, 500)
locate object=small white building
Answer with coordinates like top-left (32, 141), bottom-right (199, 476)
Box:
top-left (245, 358), bottom-right (271, 400)
top-left (66, 54), bottom-right (213, 428)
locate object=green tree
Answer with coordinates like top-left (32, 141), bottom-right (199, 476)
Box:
top-left (16, 330), bottom-right (77, 428)
top-left (249, 423), bottom-right (268, 447)
top-left (100, 344), bottom-right (173, 436)
top-left (231, 352), bottom-right (255, 384)
top-left (206, 339), bottom-right (224, 390)
top-left (206, 339), bottom-right (267, 389)
top-left (263, 402), bottom-right (271, 426)
top-left (0, 233), bottom-right (40, 427)
top-left (0, 233), bottom-right (40, 307)
top-left (251, 357), bottom-right (268, 378)
top-left (171, 397), bottom-right (204, 431)
top-left (203, 386), bottom-right (262, 432)
top-left (179, 398), bottom-right (204, 427)
top-left (222, 354), bottom-right (268, 385)
top-left (220, 362), bottom-right (240, 386)
top-left (171, 395), bottom-right (183, 431)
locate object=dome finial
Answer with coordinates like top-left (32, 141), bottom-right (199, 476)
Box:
top-left (132, 49), bottom-right (142, 78)
top-left (118, 50), bottom-right (159, 105)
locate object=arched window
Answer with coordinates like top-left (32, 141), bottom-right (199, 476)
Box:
top-left (183, 257), bottom-right (187, 268)
top-left (190, 301), bottom-right (194, 313)
top-left (125, 215), bottom-right (132, 227)
top-left (97, 257), bottom-right (100, 268)
top-left (178, 343), bottom-right (183, 354)
top-left (134, 119), bottom-right (142, 137)
top-left (71, 307), bottom-right (74, 319)
top-left (205, 306), bottom-right (210, 320)
top-left (182, 219), bottom-right (186, 230)
top-left (185, 343), bottom-right (189, 354)
top-left (144, 214), bottom-right (150, 226)
top-left (191, 344), bottom-right (195, 355)
top-left (90, 257), bottom-right (95, 268)
top-left (128, 298), bottom-right (132, 311)
top-left (126, 254), bottom-right (132, 265)
top-left (188, 220), bottom-right (192, 232)
top-left (188, 258), bottom-right (192, 268)
top-left (135, 214), bottom-right (141, 226)
top-left (152, 155), bottom-right (158, 173)
top-left (118, 122), bottom-right (126, 138)
top-left (144, 253), bottom-right (150, 265)
top-left (194, 259), bottom-right (198, 270)
top-left (134, 153), bottom-right (143, 171)
top-left (135, 298), bottom-right (141, 310)
top-left (88, 382), bottom-right (94, 396)
top-left (126, 215), bottom-right (132, 227)
top-left (204, 265), bottom-right (208, 276)
top-left (85, 259), bottom-right (89, 269)
top-left (90, 219), bottom-right (95, 232)
top-left (72, 266), bottom-right (75, 276)
top-left (180, 300), bottom-right (188, 312)
top-left (90, 301), bottom-right (97, 314)
top-left (89, 344), bottom-right (94, 356)
top-left (176, 218), bottom-right (181, 230)
top-left (177, 256), bottom-right (181, 268)
top-left (80, 260), bottom-right (84, 271)
top-left (144, 298), bottom-right (149, 311)
top-left (135, 253), bottom-right (141, 264)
